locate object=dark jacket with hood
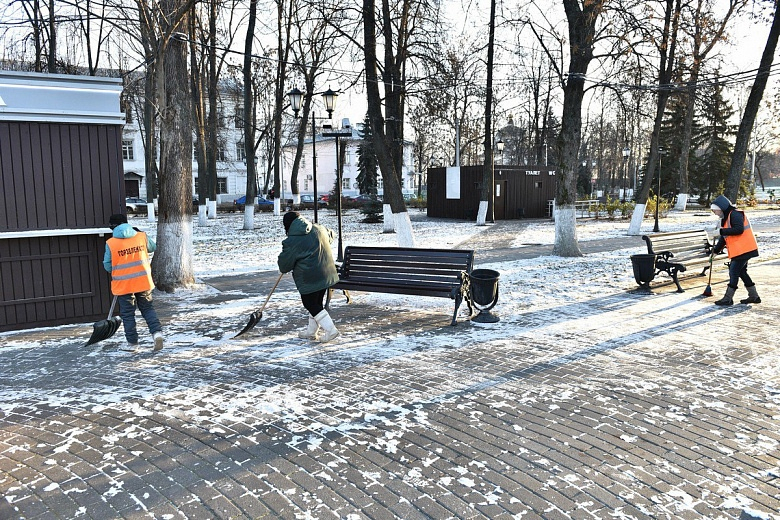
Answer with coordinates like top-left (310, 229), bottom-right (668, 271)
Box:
top-left (278, 215), bottom-right (338, 295)
top-left (712, 194), bottom-right (758, 260)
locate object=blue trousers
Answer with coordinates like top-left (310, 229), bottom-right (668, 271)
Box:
top-left (118, 290), bottom-right (162, 344)
top-left (727, 257), bottom-right (754, 289)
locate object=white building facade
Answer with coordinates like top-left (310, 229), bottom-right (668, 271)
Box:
top-left (120, 94), bottom-right (419, 202)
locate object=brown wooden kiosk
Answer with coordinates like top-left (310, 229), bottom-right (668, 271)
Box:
top-left (427, 165), bottom-right (557, 220)
top-left (0, 71), bottom-right (126, 332)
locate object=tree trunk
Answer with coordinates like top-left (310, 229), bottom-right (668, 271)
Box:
top-left (364, 0), bottom-right (414, 246)
top-left (152, 14), bottom-right (195, 292)
top-left (725, 1), bottom-right (780, 201)
top-left (553, 0), bottom-right (602, 257)
top-left (477, 0), bottom-right (497, 226)
top-left (628, 0), bottom-right (680, 235)
top-left (243, 0), bottom-right (258, 230)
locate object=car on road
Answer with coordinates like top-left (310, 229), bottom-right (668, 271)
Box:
top-left (233, 195), bottom-right (274, 211)
top-left (125, 197), bottom-right (148, 213)
top-left (299, 194), bottom-right (327, 208)
top-left (350, 194), bottom-right (381, 205)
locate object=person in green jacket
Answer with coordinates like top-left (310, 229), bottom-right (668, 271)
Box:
top-left (278, 211), bottom-right (340, 342)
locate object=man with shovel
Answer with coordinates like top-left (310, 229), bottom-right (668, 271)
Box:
top-left (103, 214), bottom-right (164, 352)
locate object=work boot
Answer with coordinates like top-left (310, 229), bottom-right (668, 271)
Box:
top-left (740, 284), bottom-right (761, 304)
top-left (714, 285), bottom-right (736, 306)
top-left (298, 316), bottom-right (320, 340)
top-left (314, 310), bottom-right (340, 343)
top-left (153, 332), bottom-right (164, 352)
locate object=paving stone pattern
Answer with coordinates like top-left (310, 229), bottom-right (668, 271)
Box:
top-left (1, 226), bottom-right (779, 519)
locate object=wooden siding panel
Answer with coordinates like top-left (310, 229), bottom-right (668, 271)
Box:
top-left (1, 121), bottom-right (122, 331)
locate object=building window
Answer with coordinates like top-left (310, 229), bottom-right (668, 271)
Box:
top-left (304, 178), bottom-right (310, 191)
top-left (122, 140), bottom-right (134, 161)
top-left (217, 177), bottom-right (228, 194)
top-left (342, 177), bottom-right (350, 190)
top-left (377, 178), bottom-right (384, 190)
top-left (236, 141), bottom-right (246, 162)
top-left (234, 106), bottom-right (244, 128)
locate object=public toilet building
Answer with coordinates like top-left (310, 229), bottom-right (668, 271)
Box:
top-left (427, 165), bottom-right (557, 220)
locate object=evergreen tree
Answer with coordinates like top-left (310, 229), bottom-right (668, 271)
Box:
top-left (689, 76), bottom-right (736, 203)
top-left (356, 114), bottom-right (382, 222)
top-left (659, 94), bottom-right (698, 198)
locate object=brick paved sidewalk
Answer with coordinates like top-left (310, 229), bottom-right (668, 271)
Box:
top-left (1, 233), bottom-right (778, 519)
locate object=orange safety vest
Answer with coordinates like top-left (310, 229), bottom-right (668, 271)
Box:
top-left (107, 232), bottom-right (154, 295)
top-left (723, 211), bottom-right (758, 258)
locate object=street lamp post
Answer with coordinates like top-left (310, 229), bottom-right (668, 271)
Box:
top-left (288, 87), bottom-right (337, 224)
top-left (490, 139), bottom-right (504, 223)
top-left (323, 114), bottom-right (352, 262)
top-left (621, 146), bottom-right (630, 202)
top-left (653, 147), bottom-right (667, 232)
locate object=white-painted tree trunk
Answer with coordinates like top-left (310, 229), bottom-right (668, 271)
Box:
top-left (198, 205), bottom-right (208, 226)
top-left (476, 200), bottom-right (488, 226)
top-left (243, 205), bottom-right (254, 230)
top-left (382, 204), bottom-right (394, 233)
top-left (552, 206), bottom-right (582, 256)
top-left (674, 193), bottom-right (688, 211)
top-left (207, 200), bottom-right (217, 219)
top-left (274, 199), bottom-right (281, 216)
top-left (147, 202), bottom-right (155, 221)
top-left (628, 203), bottom-right (646, 235)
top-left (393, 211), bottom-right (416, 247)
top-left (292, 193), bottom-right (300, 205)
top-left (155, 220), bottom-right (194, 289)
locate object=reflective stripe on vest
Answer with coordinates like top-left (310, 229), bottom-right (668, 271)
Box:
top-left (724, 212), bottom-right (758, 258)
top-left (108, 232), bottom-right (154, 295)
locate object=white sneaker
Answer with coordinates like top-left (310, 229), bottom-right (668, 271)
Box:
top-left (153, 332), bottom-right (164, 352)
top-left (121, 343), bottom-right (138, 352)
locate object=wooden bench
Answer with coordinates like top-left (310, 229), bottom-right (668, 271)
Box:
top-left (325, 246), bottom-right (475, 325)
top-left (641, 229), bottom-right (719, 292)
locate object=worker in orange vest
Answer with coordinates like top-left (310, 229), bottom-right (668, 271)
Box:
top-left (103, 214), bottom-right (164, 352)
top-left (711, 195), bottom-right (760, 306)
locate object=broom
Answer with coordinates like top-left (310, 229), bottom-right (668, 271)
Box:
top-left (703, 250), bottom-right (714, 297)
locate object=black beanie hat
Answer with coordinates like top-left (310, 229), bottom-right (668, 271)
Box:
top-left (109, 213), bottom-right (128, 229)
top-left (283, 211), bottom-right (299, 233)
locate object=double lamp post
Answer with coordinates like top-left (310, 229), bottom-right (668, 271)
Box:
top-left (287, 86), bottom-right (349, 261)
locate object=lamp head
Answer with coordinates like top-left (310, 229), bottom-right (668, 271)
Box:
top-left (287, 87), bottom-right (303, 117)
top-left (322, 87), bottom-right (338, 118)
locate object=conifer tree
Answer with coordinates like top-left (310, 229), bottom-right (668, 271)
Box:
top-left (689, 77), bottom-right (736, 203)
top-left (356, 114), bottom-right (382, 222)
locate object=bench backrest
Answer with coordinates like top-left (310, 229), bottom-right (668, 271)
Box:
top-left (642, 229), bottom-right (711, 257)
top-left (340, 246), bottom-right (474, 289)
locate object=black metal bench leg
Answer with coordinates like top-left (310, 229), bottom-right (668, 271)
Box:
top-left (450, 293), bottom-right (463, 326)
top-left (671, 272), bottom-right (684, 293)
top-left (325, 288), bottom-right (352, 311)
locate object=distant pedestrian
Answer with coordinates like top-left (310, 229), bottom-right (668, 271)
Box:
top-left (103, 214), bottom-right (165, 352)
top-left (711, 195), bottom-right (761, 306)
top-left (278, 211), bottom-right (340, 342)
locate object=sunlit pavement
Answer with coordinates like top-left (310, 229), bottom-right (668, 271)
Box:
top-left (1, 226), bottom-right (779, 519)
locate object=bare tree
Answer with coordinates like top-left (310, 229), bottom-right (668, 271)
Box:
top-left (151, 3), bottom-right (196, 291)
top-left (724, 0), bottom-right (780, 201)
top-left (628, 0), bottom-right (682, 235)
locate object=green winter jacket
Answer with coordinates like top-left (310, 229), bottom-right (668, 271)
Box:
top-left (277, 215), bottom-right (338, 295)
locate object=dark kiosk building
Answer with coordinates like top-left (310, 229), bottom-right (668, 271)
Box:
top-left (0, 71), bottom-right (126, 332)
top-left (427, 165), bottom-right (557, 220)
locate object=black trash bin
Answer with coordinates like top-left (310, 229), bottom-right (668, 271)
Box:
top-left (469, 269), bottom-right (500, 323)
top-left (630, 254), bottom-right (656, 291)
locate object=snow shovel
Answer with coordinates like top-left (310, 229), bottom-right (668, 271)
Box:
top-left (234, 272), bottom-right (284, 338)
top-left (84, 295), bottom-right (122, 346)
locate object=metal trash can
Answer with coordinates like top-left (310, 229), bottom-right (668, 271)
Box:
top-left (630, 254), bottom-right (656, 290)
top-left (469, 269), bottom-right (500, 323)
